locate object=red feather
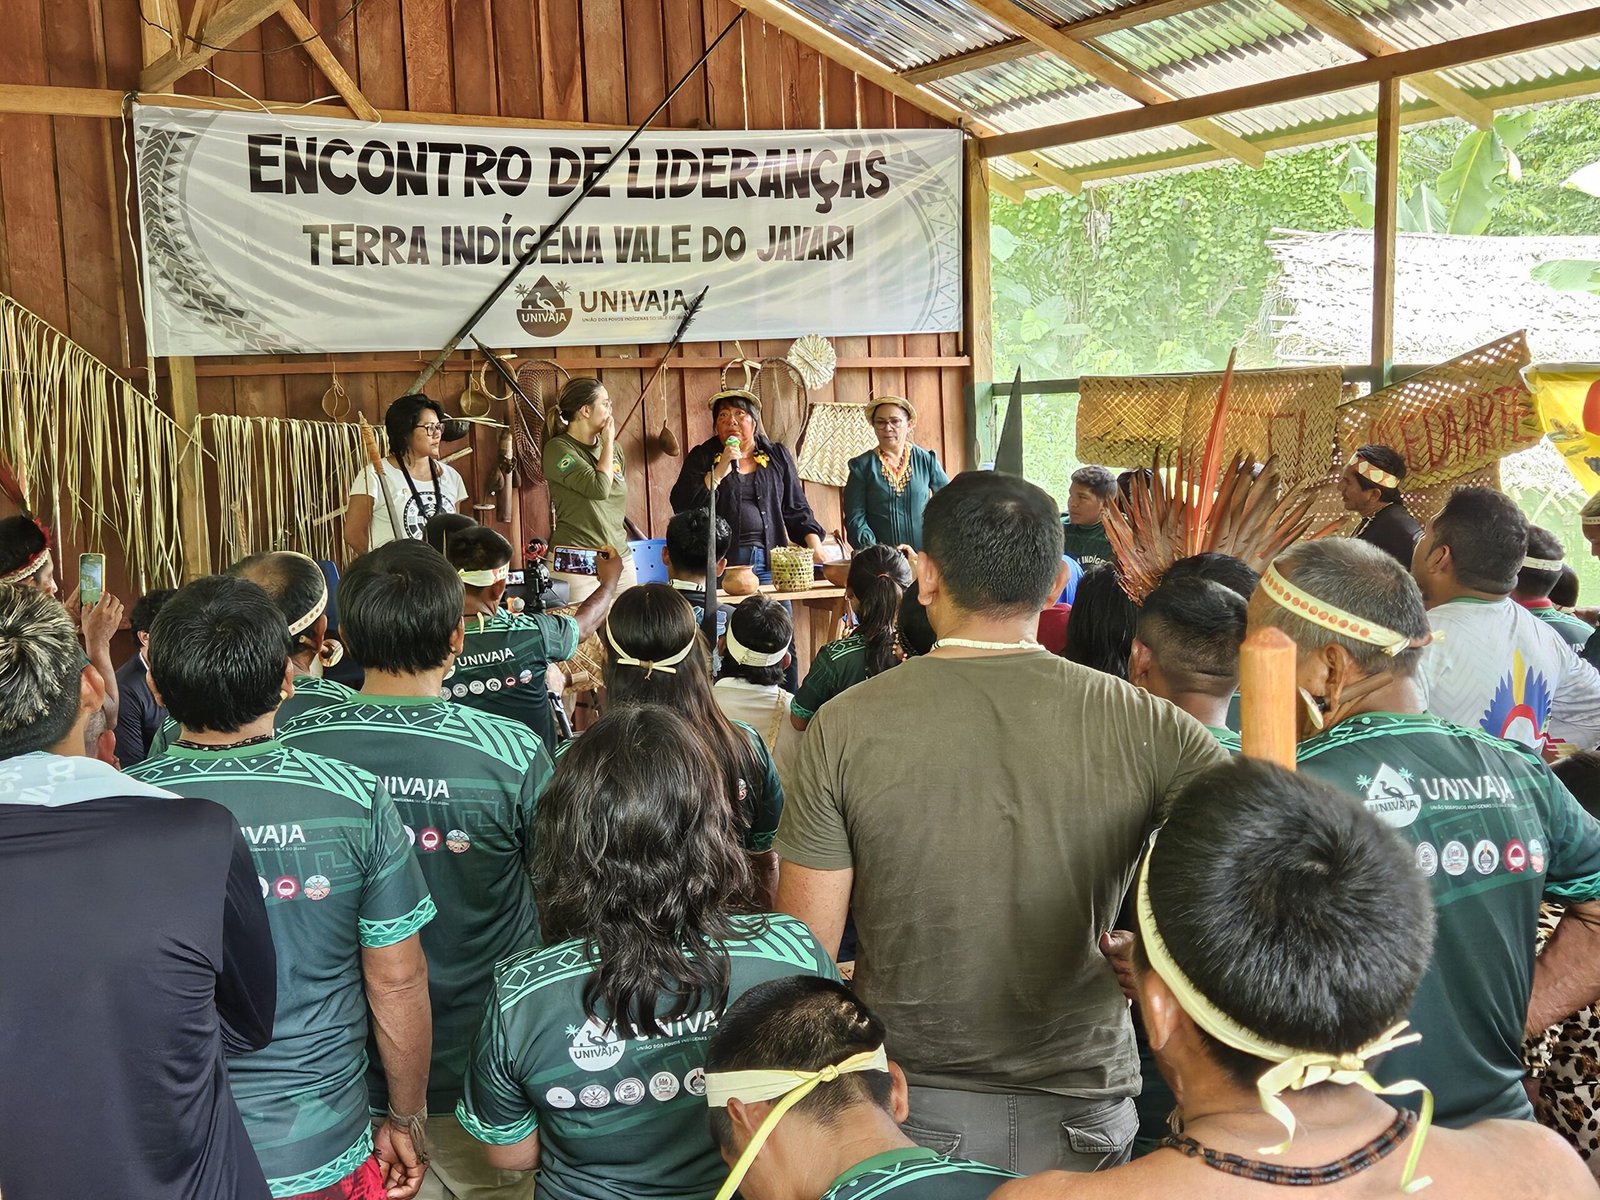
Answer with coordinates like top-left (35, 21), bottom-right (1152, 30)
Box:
top-left (1191, 348), bottom-right (1237, 550)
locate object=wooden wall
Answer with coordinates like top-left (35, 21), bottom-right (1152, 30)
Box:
top-left (0, 0), bottom-right (972, 600)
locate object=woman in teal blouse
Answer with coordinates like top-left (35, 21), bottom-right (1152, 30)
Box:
top-left (842, 397), bottom-right (949, 551)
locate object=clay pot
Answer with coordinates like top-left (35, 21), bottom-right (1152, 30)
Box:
top-left (723, 565), bottom-right (760, 595)
top-left (822, 560), bottom-right (851, 588)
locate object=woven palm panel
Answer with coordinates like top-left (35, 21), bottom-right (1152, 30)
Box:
top-left (797, 401), bottom-right (878, 487)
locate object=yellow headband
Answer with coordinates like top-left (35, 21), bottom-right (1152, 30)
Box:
top-left (458, 564), bottom-right (509, 588)
top-left (1349, 455), bottom-right (1400, 491)
top-left (604, 621), bottom-right (696, 677)
top-left (1136, 837), bottom-right (1433, 1192)
top-left (1261, 564), bottom-right (1431, 657)
top-left (707, 1047), bottom-right (889, 1200)
top-left (725, 625), bottom-right (787, 668)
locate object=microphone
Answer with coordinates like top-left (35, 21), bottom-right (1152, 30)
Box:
top-left (717, 434), bottom-right (741, 468)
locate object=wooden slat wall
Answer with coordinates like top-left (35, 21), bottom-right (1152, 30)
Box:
top-left (0, 1), bottom-right (971, 603)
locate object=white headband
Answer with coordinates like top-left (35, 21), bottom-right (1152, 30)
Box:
top-left (279, 551), bottom-right (328, 636)
top-left (1522, 556), bottom-right (1564, 573)
top-left (459, 564), bottom-right (510, 588)
top-left (605, 621), bottom-right (696, 677)
top-left (725, 625), bottom-right (787, 668)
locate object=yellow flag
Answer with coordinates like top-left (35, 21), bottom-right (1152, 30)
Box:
top-left (1530, 365), bottom-right (1600, 493)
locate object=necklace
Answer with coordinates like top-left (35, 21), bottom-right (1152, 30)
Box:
top-left (174, 732), bottom-right (276, 752)
top-left (1353, 502), bottom-right (1393, 538)
top-left (394, 454), bottom-right (443, 537)
top-left (1160, 1108), bottom-right (1416, 1187)
top-left (878, 445), bottom-right (912, 496)
top-left (932, 637), bottom-right (1044, 652)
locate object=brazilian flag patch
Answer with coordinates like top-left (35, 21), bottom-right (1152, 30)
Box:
top-left (557, 454), bottom-right (575, 471)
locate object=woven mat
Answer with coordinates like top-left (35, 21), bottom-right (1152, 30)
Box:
top-left (797, 401), bottom-right (877, 487)
top-left (551, 605), bottom-right (605, 692)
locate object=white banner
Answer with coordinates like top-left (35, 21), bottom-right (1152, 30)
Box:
top-left (132, 105), bottom-right (964, 357)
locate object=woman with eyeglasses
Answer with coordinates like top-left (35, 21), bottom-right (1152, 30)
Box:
top-left (843, 397), bottom-right (949, 552)
top-left (344, 393), bottom-right (469, 554)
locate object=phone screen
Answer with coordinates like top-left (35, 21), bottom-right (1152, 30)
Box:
top-left (551, 546), bottom-right (599, 576)
top-left (79, 554), bottom-right (106, 607)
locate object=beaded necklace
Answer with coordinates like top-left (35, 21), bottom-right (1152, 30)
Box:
top-left (878, 445), bottom-right (913, 496)
top-left (1160, 1108), bottom-right (1416, 1187)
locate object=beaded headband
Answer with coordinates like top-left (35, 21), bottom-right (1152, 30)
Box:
top-left (272, 551), bottom-right (330, 637)
top-left (0, 519), bottom-right (52, 587)
top-left (1348, 454), bottom-right (1400, 491)
top-left (1261, 564), bottom-right (1433, 657)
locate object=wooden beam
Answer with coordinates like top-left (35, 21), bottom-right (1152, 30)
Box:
top-left (963, 139), bottom-right (995, 393)
top-left (1005, 152), bottom-right (1082, 194)
top-left (167, 356), bottom-right (212, 581)
top-left (982, 6), bottom-right (1600, 157)
top-left (141, 0), bottom-right (289, 92)
top-left (157, 354), bottom-right (974, 378)
top-left (1275, 0), bottom-right (1493, 128)
top-left (275, 1), bottom-right (378, 122)
top-left (721, 0), bottom-right (980, 131)
top-left (959, 0), bottom-right (1265, 167)
top-left (1371, 78), bottom-right (1399, 385)
top-left (139, 0), bottom-right (181, 65)
top-left (903, 0), bottom-right (1215, 87)
top-left (990, 171), bottom-right (1029, 203)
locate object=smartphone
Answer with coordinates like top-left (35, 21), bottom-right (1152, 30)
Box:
top-left (551, 545), bottom-right (599, 576)
top-left (79, 553), bottom-right (106, 607)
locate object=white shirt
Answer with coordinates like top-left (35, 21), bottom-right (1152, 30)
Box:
top-left (1419, 597), bottom-right (1600, 752)
top-left (349, 459), bottom-right (467, 547)
top-left (713, 677), bottom-right (802, 788)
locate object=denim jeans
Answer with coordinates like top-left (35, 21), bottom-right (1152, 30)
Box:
top-left (902, 1087), bottom-right (1138, 1175)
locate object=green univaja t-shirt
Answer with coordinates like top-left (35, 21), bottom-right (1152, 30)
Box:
top-left (126, 741), bottom-right (434, 1197)
top-left (822, 1147), bottom-right (1017, 1200)
top-left (1298, 712), bottom-right (1600, 1125)
top-left (280, 694), bottom-right (552, 1113)
top-left (552, 720), bottom-right (782, 852)
top-left (792, 633), bottom-right (872, 721)
top-left (1531, 604), bottom-right (1595, 652)
top-left (457, 913), bottom-right (839, 1200)
top-left (447, 609), bottom-right (580, 752)
top-left (1206, 725), bottom-right (1242, 753)
top-left (545, 433), bottom-right (631, 556)
top-left (149, 673), bottom-right (357, 760)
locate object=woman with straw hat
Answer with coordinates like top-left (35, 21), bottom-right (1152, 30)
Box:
top-left (843, 397), bottom-right (949, 552)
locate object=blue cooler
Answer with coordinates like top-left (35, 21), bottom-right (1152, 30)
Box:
top-left (630, 538), bottom-right (669, 584)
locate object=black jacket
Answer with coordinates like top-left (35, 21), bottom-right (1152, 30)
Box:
top-left (670, 436), bottom-right (824, 551)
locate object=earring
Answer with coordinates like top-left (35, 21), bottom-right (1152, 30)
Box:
top-left (1298, 687), bottom-right (1328, 733)
top-left (318, 640), bottom-right (344, 668)
top-left (278, 689), bottom-right (290, 702)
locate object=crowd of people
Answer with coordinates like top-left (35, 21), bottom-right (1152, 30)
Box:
top-left (6, 408), bottom-right (1600, 1200)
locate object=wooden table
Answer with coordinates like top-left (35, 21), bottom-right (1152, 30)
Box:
top-left (716, 583), bottom-right (847, 683)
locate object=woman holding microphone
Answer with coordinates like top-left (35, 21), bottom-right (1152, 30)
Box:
top-left (544, 378), bottom-right (635, 601)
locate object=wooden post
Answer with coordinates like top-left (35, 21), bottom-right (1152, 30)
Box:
top-left (1371, 77), bottom-right (1400, 388)
top-left (1239, 627), bottom-right (1299, 769)
top-left (963, 137), bottom-right (994, 467)
top-left (167, 355), bottom-right (212, 581)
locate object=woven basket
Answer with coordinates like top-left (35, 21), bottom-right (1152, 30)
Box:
top-left (770, 546), bottom-right (814, 592)
top-left (551, 604), bottom-right (606, 692)
top-left (797, 401), bottom-right (878, 487)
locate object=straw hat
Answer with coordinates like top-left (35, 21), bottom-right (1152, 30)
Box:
top-left (709, 387), bottom-right (761, 414)
top-left (866, 396), bottom-right (915, 423)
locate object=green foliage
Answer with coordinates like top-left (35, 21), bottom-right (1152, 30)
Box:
top-left (1531, 258), bottom-right (1600, 294)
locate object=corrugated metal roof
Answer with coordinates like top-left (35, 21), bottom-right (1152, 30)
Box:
top-left (791, 0), bottom-right (1600, 187)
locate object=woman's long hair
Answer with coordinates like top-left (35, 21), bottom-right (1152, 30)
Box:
top-left (1062, 564), bottom-right (1138, 679)
top-left (534, 704), bottom-right (753, 1036)
top-left (602, 584), bottom-right (766, 840)
top-left (848, 545), bottom-right (912, 677)
top-left (544, 377), bottom-right (605, 446)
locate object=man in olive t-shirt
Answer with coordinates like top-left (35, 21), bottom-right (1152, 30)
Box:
top-left (775, 473), bottom-right (1226, 1176)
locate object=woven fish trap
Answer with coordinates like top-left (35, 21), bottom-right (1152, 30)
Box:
top-left (797, 401), bottom-right (878, 487)
top-left (1079, 367), bottom-right (1342, 493)
top-left (512, 359), bottom-right (570, 485)
top-left (770, 545), bottom-right (814, 592)
top-left (1336, 331), bottom-right (1537, 498)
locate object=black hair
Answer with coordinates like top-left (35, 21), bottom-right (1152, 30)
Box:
top-left (717, 596), bottom-right (792, 688)
top-left (1062, 564), bottom-right (1138, 679)
top-left (1553, 751), bottom-right (1600, 823)
top-left (544, 377), bottom-right (606, 444)
top-left (1138, 758), bottom-right (1433, 1091)
top-left (338, 541), bottom-right (462, 673)
top-left (383, 393), bottom-right (446, 462)
top-left (534, 704), bottom-right (753, 1037)
top-left (666, 508), bottom-right (733, 570)
top-left (1137, 578), bottom-right (1246, 698)
top-left (706, 976), bottom-right (894, 1151)
top-left (228, 552), bottom-right (328, 659)
top-left (602, 585), bottom-right (766, 840)
top-left (1552, 565), bottom-right (1581, 609)
top-left (129, 588), bottom-right (178, 637)
top-left (424, 512), bottom-right (477, 553)
top-left (896, 582), bottom-right (936, 659)
top-left (1255, 539), bottom-right (1431, 677)
top-left (922, 471), bottom-right (1064, 617)
top-left (1430, 486), bottom-right (1528, 595)
top-left (1351, 444), bottom-right (1407, 504)
top-left (148, 576), bottom-right (292, 734)
top-left (848, 545), bottom-right (912, 678)
top-left (0, 583), bottom-right (83, 759)
top-left (1160, 552), bottom-right (1260, 601)
top-left (0, 516), bottom-right (49, 583)
top-left (1117, 467), bottom-right (1154, 506)
top-left (443, 526), bottom-right (514, 581)
top-left (1515, 525), bottom-right (1566, 600)
top-left (1071, 465), bottom-right (1117, 502)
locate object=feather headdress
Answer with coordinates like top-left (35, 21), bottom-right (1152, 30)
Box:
top-left (0, 446), bottom-right (54, 586)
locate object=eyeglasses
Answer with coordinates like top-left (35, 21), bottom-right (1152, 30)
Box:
top-left (872, 417), bottom-right (907, 429)
top-left (416, 422), bottom-right (444, 435)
